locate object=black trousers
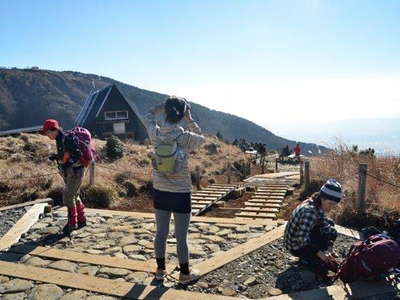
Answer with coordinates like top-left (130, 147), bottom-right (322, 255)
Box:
top-left (291, 226), bottom-right (335, 263)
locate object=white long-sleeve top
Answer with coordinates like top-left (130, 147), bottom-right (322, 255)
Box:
top-left (143, 109), bottom-right (205, 193)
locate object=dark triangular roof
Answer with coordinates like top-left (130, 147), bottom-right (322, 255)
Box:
top-left (75, 84), bottom-right (145, 129)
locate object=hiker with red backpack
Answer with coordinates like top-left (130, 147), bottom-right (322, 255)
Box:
top-left (40, 119), bottom-right (94, 235)
top-left (143, 97), bottom-right (205, 285)
top-left (284, 179), bottom-right (343, 277)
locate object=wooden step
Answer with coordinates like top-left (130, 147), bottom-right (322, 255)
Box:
top-left (241, 207), bottom-right (279, 213)
top-left (193, 192), bottom-right (225, 196)
top-left (0, 261), bottom-right (229, 300)
top-left (235, 212), bottom-right (276, 219)
top-left (192, 204), bottom-right (206, 209)
top-left (254, 193), bottom-right (286, 197)
top-left (247, 199), bottom-right (283, 204)
top-left (253, 194), bottom-right (285, 198)
top-left (257, 189), bottom-right (287, 193)
top-left (252, 196), bottom-right (284, 201)
top-left (191, 196), bottom-right (218, 201)
top-left (255, 190), bottom-right (287, 194)
top-left (244, 202), bottom-right (281, 208)
top-left (191, 200), bottom-right (213, 204)
top-left (9, 245), bottom-right (175, 273)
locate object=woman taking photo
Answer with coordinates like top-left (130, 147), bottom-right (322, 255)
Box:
top-left (143, 96), bottom-right (205, 284)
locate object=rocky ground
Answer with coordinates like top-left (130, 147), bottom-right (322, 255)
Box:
top-left (185, 234), bottom-right (357, 298)
top-left (1, 206), bottom-right (399, 299)
top-left (0, 279), bottom-right (119, 300)
top-left (0, 207), bottom-right (27, 238)
top-left (0, 209), bottom-right (274, 299)
top-left (16, 210), bottom-right (272, 267)
top-left (189, 236), bottom-right (400, 299)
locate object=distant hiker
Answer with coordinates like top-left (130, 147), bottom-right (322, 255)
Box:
top-left (280, 145), bottom-right (290, 161)
top-left (283, 179), bottom-right (342, 278)
top-left (294, 143), bottom-right (301, 161)
top-left (143, 96), bottom-right (205, 284)
top-left (41, 119), bottom-right (93, 235)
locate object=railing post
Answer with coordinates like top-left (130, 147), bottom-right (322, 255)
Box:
top-left (304, 160), bottom-right (310, 189)
top-left (195, 165), bottom-right (201, 190)
top-left (357, 163), bottom-right (368, 213)
top-left (89, 161), bottom-right (95, 186)
top-left (227, 163), bottom-right (231, 184)
top-left (261, 156), bottom-right (265, 174)
top-left (300, 160), bottom-right (304, 185)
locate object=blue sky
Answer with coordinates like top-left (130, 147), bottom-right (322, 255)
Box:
top-left (1, 0), bottom-right (400, 129)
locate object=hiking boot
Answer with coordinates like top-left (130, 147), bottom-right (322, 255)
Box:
top-left (77, 220), bottom-right (87, 229)
top-left (63, 223), bottom-right (78, 236)
top-left (155, 269), bottom-right (167, 280)
top-left (63, 206), bottom-right (78, 236)
top-left (178, 270), bottom-right (200, 285)
top-left (76, 202), bottom-right (86, 229)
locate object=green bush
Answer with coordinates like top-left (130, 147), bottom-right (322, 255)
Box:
top-left (114, 171), bottom-right (133, 184)
top-left (204, 143), bottom-right (219, 155)
top-left (47, 185), bottom-right (63, 206)
top-left (138, 181), bottom-right (153, 193)
top-left (0, 181), bottom-right (11, 193)
top-left (80, 184), bottom-right (115, 208)
top-left (105, 136), bottom-right (124, 160)
top-left (123, 181), bottom-right (139, 197)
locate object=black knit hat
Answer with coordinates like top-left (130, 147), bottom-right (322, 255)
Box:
top-left (320, 178), bottom-right (342, 202)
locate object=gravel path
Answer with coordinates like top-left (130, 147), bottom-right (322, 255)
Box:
top-left (187, 234), bottom-right (357, 298)
top-left (0, 207), bottom-right (27, 238)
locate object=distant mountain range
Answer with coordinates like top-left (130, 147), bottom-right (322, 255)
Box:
top-left (0, 68), bottom-right (325, 153)
top-left (268, 118), bottom-right (400, 154)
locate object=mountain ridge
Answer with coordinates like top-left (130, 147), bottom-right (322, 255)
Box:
top-left (0, 68), bottom-right (325, 153)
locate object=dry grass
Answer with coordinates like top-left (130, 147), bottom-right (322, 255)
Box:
top-left (309, 143), bottom-right (400, 230)
top-left (0, 133), bottom-right (246, 210)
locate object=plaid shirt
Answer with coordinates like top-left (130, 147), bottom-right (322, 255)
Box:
top-left (283, 198), bottom-right (337, 253)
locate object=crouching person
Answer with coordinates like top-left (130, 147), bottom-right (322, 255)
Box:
top-left (40, 119), bottom-right (87, 235)
top-left (283, 179), bottom-right (343, 277)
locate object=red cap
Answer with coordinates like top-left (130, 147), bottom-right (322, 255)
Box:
top-left (40, 119), bottom-right (59, 134)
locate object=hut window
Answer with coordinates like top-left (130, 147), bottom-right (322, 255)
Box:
top-left (104, 111), bottom-right (128, 120)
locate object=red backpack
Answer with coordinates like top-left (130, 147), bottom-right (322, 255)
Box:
top-left (337, 235), bottom-right (400, 283)
top-left (65, 127), bottom-right (96, 167)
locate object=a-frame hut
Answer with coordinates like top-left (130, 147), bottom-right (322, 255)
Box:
top-left (75, 84), bottom-right (148, 141)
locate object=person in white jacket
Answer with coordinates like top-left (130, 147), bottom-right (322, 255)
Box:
top-left (143, 96), bottom-right (205, 285)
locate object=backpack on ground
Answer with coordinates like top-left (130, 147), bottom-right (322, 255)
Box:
top-left (66, 127), bottom-right (96, 167)
top-left (154, 140), bottom-right (179, 173)
top-left (336, 234), bottom-right (400, 283)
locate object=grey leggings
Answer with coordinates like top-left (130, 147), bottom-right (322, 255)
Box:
top-left (154, 209), bottom-right (191, 264)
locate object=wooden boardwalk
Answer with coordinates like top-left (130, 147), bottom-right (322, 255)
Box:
top-left (0, 200), bottom-right (391, 300)
top-left (235, 184), bottom-right (289, 220)
top-left (191, 184), bottom-right (237, 216)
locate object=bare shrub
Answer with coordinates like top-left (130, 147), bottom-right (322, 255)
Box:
top-left (311, 143), bottom-right (400, 230)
